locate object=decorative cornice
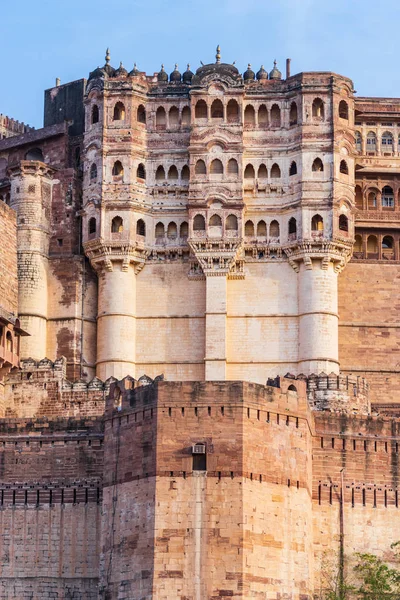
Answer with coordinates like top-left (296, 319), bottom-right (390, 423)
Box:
top-left (283, 237), bottom-right (354, 273)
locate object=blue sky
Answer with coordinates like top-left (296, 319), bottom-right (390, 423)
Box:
top-left (3, 0), bottom-right (400, 128)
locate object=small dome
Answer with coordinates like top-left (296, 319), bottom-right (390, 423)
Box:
top-left (114, 62), bottom-right (128, 77)
top-left (243, 63), bottom-right (255, 82)
top-left (157, 64), bottom-right (168, 82)
top-left (170, 64), bottom-right (181, 83)
top-left (129, 62), bottom-right (140, 77)
top-left (182, 64), bottom-right (194, 83)
top-left (256, 65), bottom-right (268, 81)
top-left (269, 60), bottom-right (282, 81)
top-left (88, 66), bottom-right (106, 81)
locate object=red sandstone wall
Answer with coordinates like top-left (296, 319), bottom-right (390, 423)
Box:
top-left (0, 202), bottom-right (17, 317)
top-left (0, 417), bottom-right (103, 599)
top-left (339, 262), bottom-right (400, 405)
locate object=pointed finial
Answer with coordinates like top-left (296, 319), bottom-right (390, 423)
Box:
top-left (175, 63), bottom-right (178, 70)
top-left (119, 61), bottom-right (123, 68)
top-left (216, 45), bottom-right (221, 64)
top-left (134, 62), bottom-right (137, 68)
top-left (274, 59), bottom-right (277, 67)
top-left (161, 63), bottom-right (165, 70)
top-left (105, 48), bottom-right (110, 64)
top-left (248, 63), bottom-right (251, 68)
top-left (187, 63), bottom-right (190, 70)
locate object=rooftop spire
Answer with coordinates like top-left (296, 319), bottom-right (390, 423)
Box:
top-left (216, 44), bottom-right (221, 64)
top-left (105, 48), bottom-right (110, 65)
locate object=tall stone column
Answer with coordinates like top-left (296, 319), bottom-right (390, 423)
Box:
top-left (285, 243), bottom-right (352, 375)
top-left (84, 240), bottom-right (147, 381)
top-left (205, 275), bottom-right (227, 380)
top-left (96, 262), bottom-right (136, 380)
top-left (298, 258), bottom-right (339, 374)
top-left (9, 162), bottom-right (53, 360)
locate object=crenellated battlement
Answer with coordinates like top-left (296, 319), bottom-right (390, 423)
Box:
top-left (0, 114), bottom-right (34, 139)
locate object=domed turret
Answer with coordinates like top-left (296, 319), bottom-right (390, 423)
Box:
top-left (103, 48), bottom-right (116, 77)
top-left (129, 62), bottom-right (140, 77)
top-left (114, 62), bottom-right (128, 77)
top-left (170, 64), bottom-right (181, 82)
top-left (269, 60), bottom-right (282, 81)
top-left (157, 64), bottom-right (168, 82)
top-left (182, 64), bottom-right (194, 84)
top-left (256, 65), bottom-right (268, 81)
top-left (88, 48), bottom-right (115, 80)
top-left (243, 64), bottom-right (255, 82)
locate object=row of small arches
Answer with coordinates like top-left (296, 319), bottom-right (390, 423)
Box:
top-left (355, 130), bottom-right (398, 152)
top-left (354, 234), bottom-right (396, 254)
top-left (92, 213), bottom-right (349, 239)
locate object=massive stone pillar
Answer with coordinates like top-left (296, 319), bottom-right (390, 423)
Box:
top-left (96, 262), bottom-right (137, 380)
top-left (298, 258), bottom-right (339, 374)
top-left (285, 243), bottom-right (352, 375)
top-left (9, 161), bottom-right (53, 360)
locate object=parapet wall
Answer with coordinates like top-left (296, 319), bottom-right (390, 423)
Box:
top-left (0, 114), bottom-right (34, 140)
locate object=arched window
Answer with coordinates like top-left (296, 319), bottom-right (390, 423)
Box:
top-left (210, 159), bottom-right (223, 175)
top-left (367, 235), bottom-right (378, 255)
top-left (258, 164), bottom-right (268, 179)
top-left (311, 214), bottom-right (324, 231)
top-left (269, 220), bottom-right (280, 239)
top-left (167, 222), bottom-right (177, 239)
top-left (355, 185), bottom-right (363, 209)
top-left (339, 160), bottom-right (348, 175)
top-left (156, 165), bottom-right (165, 181)
top-left (182, 106), bottom-right (191, 126)
top-left (195, 159), bottom-right (206, 175)
top-left (245, 220), bottom-right (254, 236)
top-left (312, 158), bottom-right (324, 172)
top-left (137, 105), bottom-right (146, 124)
top-left (111, 216), bottom-right (123, 233)
top-left (88, 217), bottom-right (96, 235)
top-left (257, 220), bottom-right (267, 237)
top-left (92, 105), bottom-right (99, 124)
top-left (156, 106), bottom-right (166, 127)
top-left (289, 161), bottom-right (297, 176)
top-left (155, 222), bottom-right (165, 238)
top-left (169, 106), bottom-right (179, 127)
top-left (289, 102), bottom-right (298, 126)
top-left (209, 214), bottom-right (222, 226)
top-left (25, 148), bottom-right (44, 161)
top-left (168, 165), bottom-right (179, 180)
top-left (193, 214), bottom-right (206, 230)
top-left (195, 100), bottom-right (207, 119)
top-left (112, 161), bottom-right (123, 177)
top-left (270, 104), bottom-right (281, 127)
top-left (113, 102), bottom-right (125, 121)
top-left (288, 384), bottom-right (297, 392)
top-left (354, 234), bottom-right (362, 253)
top-left (137, 163), bottom-right (146, 180)
top-left (382, 235), bottom-right (394, 249)
top-left (180, 222), bottom-right (188, 238)
top-left (339, 214), bottom-right (348, 232)
top-left (312, 98), bottom-right (324, 119)
top-left (338, 100), bottom-right (349, 120)
top-left (382, 186), bottom-right (394, 208)
top-left (6, 332), bottom-right (12, 353)
top-left (90, 163), bottom-right (97, 181)
top-left (226, 214), bottom-right (238, 230)
top-left (258, 104), bottom-right (268, 126)
top-left (368, 190), bottom-right (377, 209)
top-left (228, 159), bottom-right (238, 175)
top-left (355, 131), bottom-right (362, 152)
top-left (244, 164), bottom-right (255, 179)
top-left (271, 163), bottom-right (281, 179)
top-left (181, 165), bottom-right (190, 181)
top-left (136, 219), bottom-right (146, 237)
top-left (244, 105), bottom-right (255, 126)
top-left (288, 217), bottom-right (297, 235)
top-left (366, 131), bottom-right (376, 153)
top-left (227, 99), bottom-right (239, 122)
top-left (382, 131), bottom-right (394, 152)
top-left (211, 99), bottom-right (223, 119)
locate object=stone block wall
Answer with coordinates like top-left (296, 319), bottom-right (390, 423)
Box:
top-left (0, 202), bottom-right (17, 317)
